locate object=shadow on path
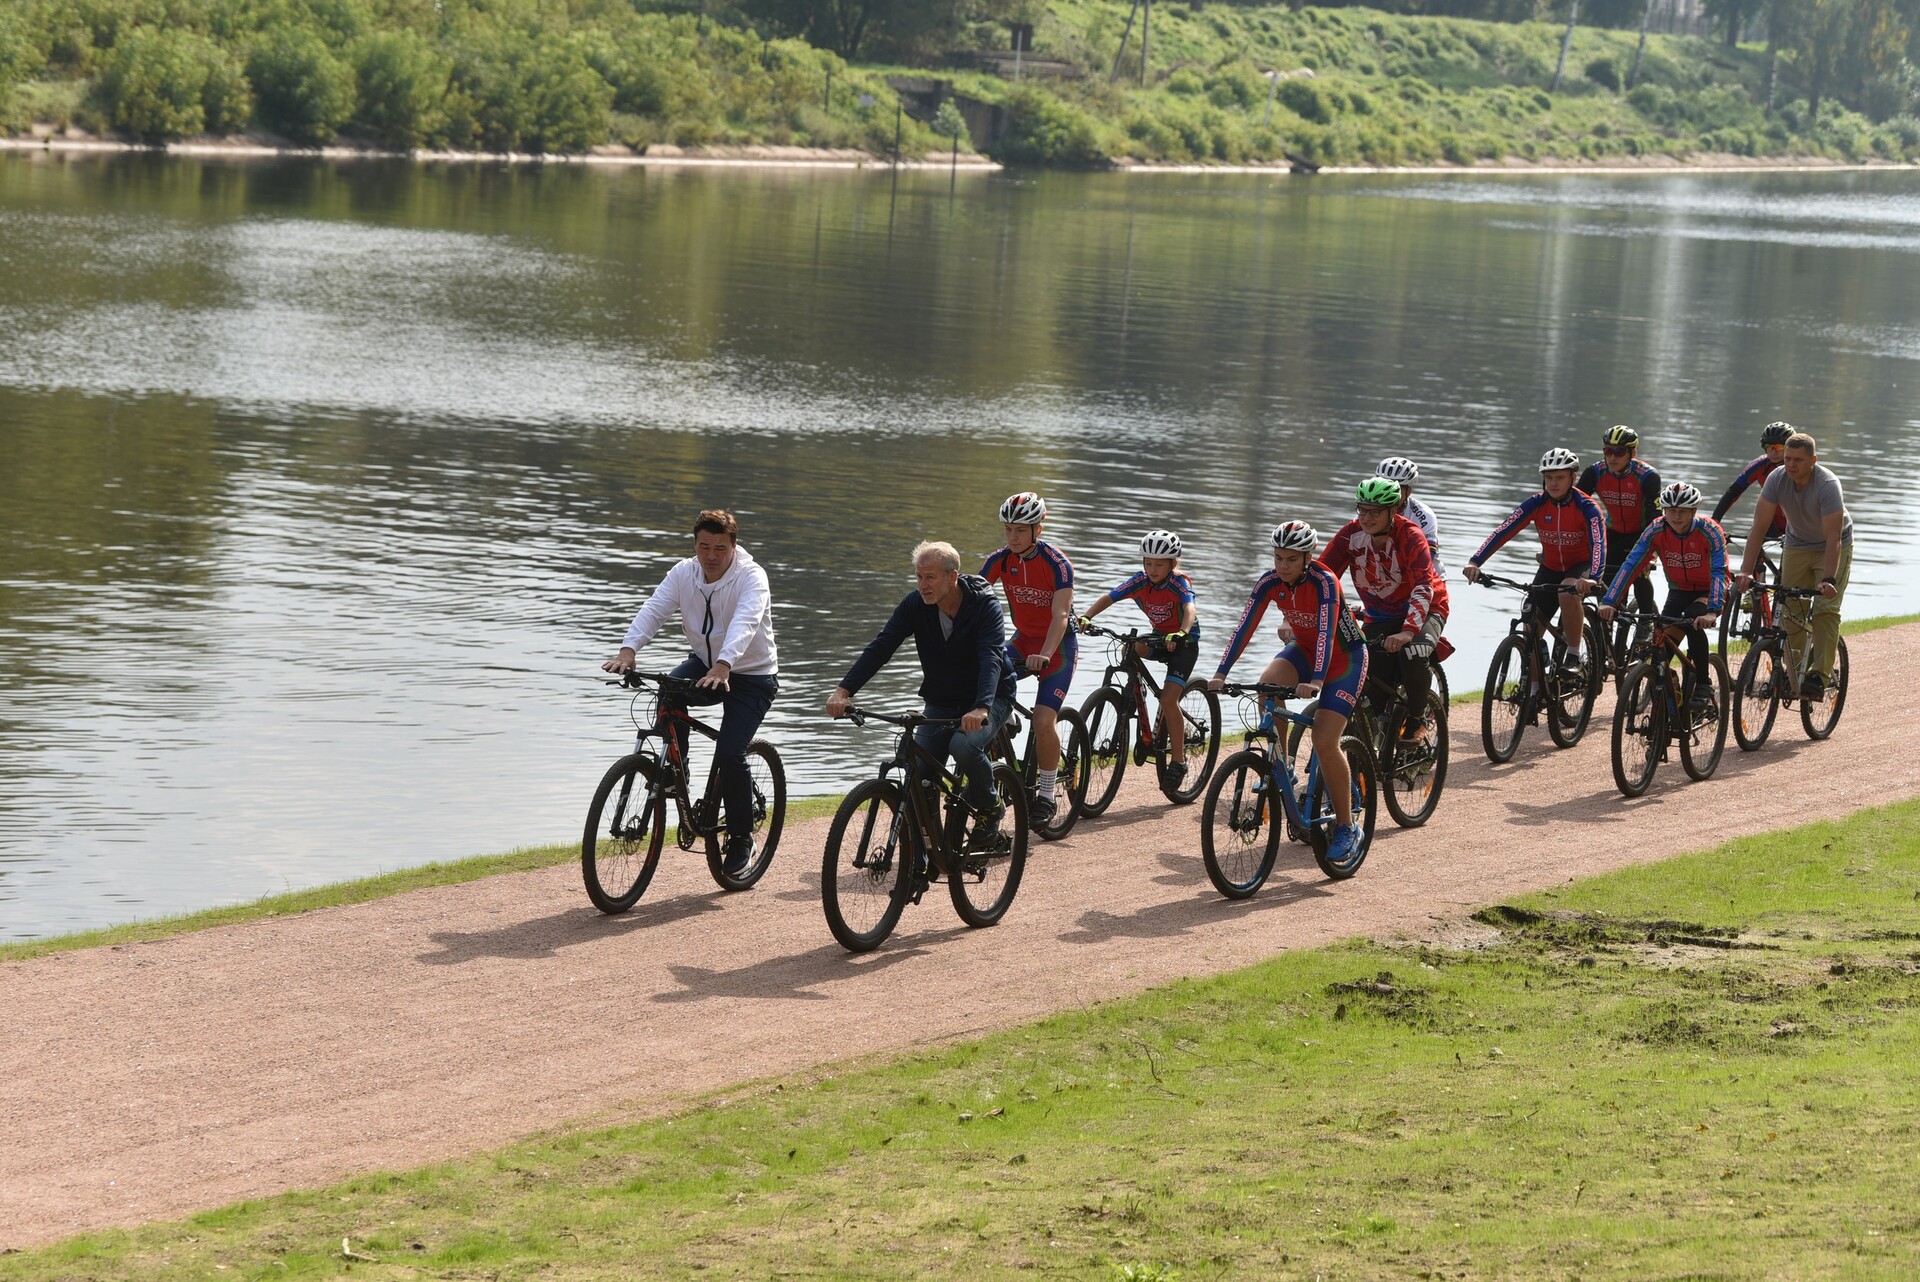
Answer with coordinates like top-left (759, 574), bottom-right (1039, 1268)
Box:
top-left (416, 894), bottom-right (725, 965)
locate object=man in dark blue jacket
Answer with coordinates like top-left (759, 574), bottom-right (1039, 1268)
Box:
top-left (827, 541), bottom-right (1017, 827)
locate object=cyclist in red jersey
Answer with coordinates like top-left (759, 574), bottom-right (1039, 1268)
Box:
top-left (1209, 520), bottom-right (1369, 868)
top-left (1462, 447), bottom-right (1606, 676)
top-left (980, 492), bottom-right (1075, 827)
top-left (1597, 482), bottom-right (1726, 713)
top-left (1319, 477), bottom-right (1447, 742)
top-left (1078, 529), bottom-right (1201, 786)
top-left (1577, 425), bottom-right (1661, 660)
top-left (1712, 421), bottom-right (1792, 543)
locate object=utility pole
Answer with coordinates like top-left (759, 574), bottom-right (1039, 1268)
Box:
top-left (1110, 0), bottom-right (1141, 82)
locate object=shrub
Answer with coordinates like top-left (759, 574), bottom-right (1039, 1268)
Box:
top-left (1205, 59), bottom-right (1264, 111)
top-left (248, 24), bottom-right (356, 145)
top-left (100, 26), bottom-right (247, 142)
top-left (993, 85), bottom-right (1109, 167)
top-left (447, 29), bottom-right (612, 153)
top-left (1167, 67), bottom-right (1204, 97)
top-left (1277, 78), bottom-right (1331, 123)
top-left (1584, 56), bottom-right (1620, 93)
top-left (352, 29), bottom-right (450, 151)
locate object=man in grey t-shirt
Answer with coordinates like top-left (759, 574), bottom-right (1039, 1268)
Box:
top-left (1734, 431), bottom-right (1852, 701)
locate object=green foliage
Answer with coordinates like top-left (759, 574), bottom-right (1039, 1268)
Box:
top-left (992, 81), bottom-right (1109, 165)
top-left (351, 29), bottom-right (448, 150)
top-left (99, 24), bottom-right (247, 141)
top-left (932, 96), bottom-right (966, 139)
top-left (247, 23), bottom-right (355, 144)
top-left (1584, 52), bottom-right (1621, 90)
top-left (444, 29), bottom-right (612, 153)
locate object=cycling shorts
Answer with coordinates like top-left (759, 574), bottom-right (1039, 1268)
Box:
top-left (1662, 589), bottom-right (1716, 622)
top-left (1145, 631), bottom-right (1200, 686)
top-left (1006, 635), bottom-right (1076, 711)
top-left (1277, 642), bottom-right (1367, 717)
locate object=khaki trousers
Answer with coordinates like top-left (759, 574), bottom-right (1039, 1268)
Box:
top-left (1779, 544), bottom-right (1851, 678)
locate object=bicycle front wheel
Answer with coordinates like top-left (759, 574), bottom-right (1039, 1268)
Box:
top-left (822, 779), bottom-right (912, 953)
top-left (1733, 641), bottom-right (1781, 751)
top-left (949, 763), bottom-right (1029, 928)
top-left (1159, 681), bottom-right (1223, 804)
top-left (1800, 635), bottom-right (1848, 740)
top-left (1547, 617), bottom-right (1604, 748)
top-left (1481, 635), bottom-right (1527, 763)
top-left (1679, 657), bottom-right (1729, 782)
top-left (1610, 664), bottom-right (1664, 798)
top-left (1033, 707), bottom-right (1085, 841)
top-left (1200, 749), bottom-right (1281, 899)
top-left (1382, 690), bottom-right (1448, 829)
top-left (703, 739), bottom-right (787, 891)
top-left (582, 753), bottom-right (667, 914)
top-left (1310, 735), bottom-right (1377, 880)
top-left (1076, 687), bottom-right (1129, 818)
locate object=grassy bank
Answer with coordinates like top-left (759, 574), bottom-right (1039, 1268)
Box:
top-left (8, 794), bottom-right (1920, 1275)
top-left (2, 1), bottom-right (1914, 166)
top-left (3, 611), bottom-right (1911, 966)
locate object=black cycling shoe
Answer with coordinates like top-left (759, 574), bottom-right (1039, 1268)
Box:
top-left (1027, 794), bottom-right (1057, 829)
top-left (1161, 761), bottom-right (1188, 789)
top-left (722, 835), bottom-right (755, 876)
top-left (1800, 671), bottom-right (1826, 701)
top-left (967, 806), bottom-right (1007, 853)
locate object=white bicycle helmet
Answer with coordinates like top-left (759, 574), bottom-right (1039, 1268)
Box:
top-left (1375, 456), bottom-right (1420, 485)
top-left (1271, 520), bottom-right (1319, 552)
top-left (1539, 447), bottom-right (1581, 473)
top-left (999, 491), bottom-right (1046, 525)
top-left (1659, 481), bottom-right (1703, 510)
top-left (1139, 529), bottom-right (1183, 559)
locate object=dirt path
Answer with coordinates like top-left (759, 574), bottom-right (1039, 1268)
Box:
top-left (4, 626), bottom-right (1915, 1248)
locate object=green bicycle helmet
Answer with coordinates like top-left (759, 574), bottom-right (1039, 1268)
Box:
top-left (1355, 477), bottom-right (1403, 508)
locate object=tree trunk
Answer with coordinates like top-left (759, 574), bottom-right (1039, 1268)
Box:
top-left (1723, 0), bottom-right (1743, 46)
top-left (1764, 40), bottom-right (1777, 116)
top-left (1141, 0), bottom-right (1151, 86)
top-left (1550, 0), bottom-right (1580, 92)
top-left (1629, 0), bottom-right (1655, 88)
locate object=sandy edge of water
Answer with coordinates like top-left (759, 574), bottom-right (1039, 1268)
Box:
top-left (4, 133), bottom-right (1916, 176)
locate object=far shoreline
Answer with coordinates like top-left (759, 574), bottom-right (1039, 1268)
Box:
top-left (4, 133), bottom-right (1916, 178)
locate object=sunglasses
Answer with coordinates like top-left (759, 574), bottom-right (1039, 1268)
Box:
top-left (1602, 446), bottom-right (1631, 457)
top-left (1356, 504), bottom-right (1391, 516)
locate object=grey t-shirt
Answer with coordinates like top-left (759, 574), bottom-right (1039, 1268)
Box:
top-left (1761, 463), bottom-right (1853, 551)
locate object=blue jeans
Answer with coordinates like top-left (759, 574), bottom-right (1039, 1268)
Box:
top-left (662, 655), bottom-right (778, 838)
top-left (914, 696), bottom-right (1011, 815)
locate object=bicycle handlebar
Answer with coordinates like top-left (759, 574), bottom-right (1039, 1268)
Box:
top-left (1076, 620), bottom-right (1150, 644)
top-left (1748, 583), bottom-right (1823, 600)
top-left (1474, 572), bottom-right (1592, 595)
top-left (1217, 681), bottom-right (1301, 701)
top-left (1603, 611), bottom-right (1712, 630)
top-left (834, 707), bottom-right (962, 730)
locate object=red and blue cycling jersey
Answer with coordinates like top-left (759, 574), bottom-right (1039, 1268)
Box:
top-left (1578, 459), bottom-right (1662, 536)
top-left (1318, 514), bottom-right (1442, 631)
top-left (1106, 570), bottom-right (1198, 636)
top-left (981, 540), bottom-right (1075, 650)
top-left (1712, 455), bottom-right (1788, 539)
top-left (1469, 489), bottom-right (1607, 577)
top-left (1214, 562), bottom-right (1365, 686)
top-left (1601, 517), bottom-right (1729, 612)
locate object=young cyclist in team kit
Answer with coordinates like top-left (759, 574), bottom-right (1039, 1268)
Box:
top-left (1078, 529), bottom-right (1201, 785)
top-left (1595, 482), bottom-right (1727, 712)
top-left (1374, 457), bottom-right (1446, 578)
top-left (1209, 521), bottom-right (1370, 868)
top-left (980, 493), bottom-right (1076, 827)
top-left (1578, 425), bottom-right (1661, 662)
top-left (1712, 421), bottom-right (1793, 542)
top-left (1319, 477), bottom-right (1447, 743)
top-left (1462, 448), bottom-right (1608, 674)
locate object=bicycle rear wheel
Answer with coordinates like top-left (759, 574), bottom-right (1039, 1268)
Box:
top-left (1547, 618), bottom-right (1604, 748)
top-left (1032, 707), bottom-right (1085, 841)
top-left (1382, 690), bottom-right (1448, 828)
top-left (1076, 687), bottom-right (1129, 818)
top-left (1610, 665), bottom-right (1664, 798)
top-left (1481, 635), bottom-right (1527, 763)
top-left (1733, 641), bottom-right (1781, 751)
top-left (703, 740), bottom-right (787, 891)
top-left (582, 753), bottom-right (667, 914)
top-left (949, 764), bottom-right (1029, 927)
top-left (1310, 735), bottom-right (1377, 880)
top-left (1158, 681), bottom-right (1223, 804)
top-left (1678, 657), bottom-right (1729, 781)
top-left (1200, 748), bottom-right (1282, 899)
top-left (1800, 635), bottom-right (1849, 740)
top-left (821, 779), bottom-right (911, 953)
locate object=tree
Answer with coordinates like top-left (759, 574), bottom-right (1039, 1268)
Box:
top-left (100, 26), bottom-right (250, 141)
top-left (741, 0), bottom-right (973, 62)
top-left (248, 24), bottom-right (357, 144)
top-left (353, 29), bottom-right (450, 149)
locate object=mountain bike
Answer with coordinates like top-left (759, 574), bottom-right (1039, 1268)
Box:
top-left (988, 696), bottom-right (1087, 840)
top-left (1730, 583), bottom-right (1849, 750)
top-left (1075, 621), bottom-right (1222, 815)
top-left (582, 670), bottom-right (787, 913)
top-left (1285, 632), bottom-right (1449, 829)
top-left (1719, 546), bottom-right (1779, 659)
top-left (1608, 613), bottom-right (1729, 797)
top-left (1473, 572), bottom-right (1605, 763)
top-left (1199, 682), bottom-right (1378, 898)
top-left (821, 707), bottom-right (1028, 953)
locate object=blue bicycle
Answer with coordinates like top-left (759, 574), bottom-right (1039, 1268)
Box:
top-left (1199, 682), bottom-right (1379, 899)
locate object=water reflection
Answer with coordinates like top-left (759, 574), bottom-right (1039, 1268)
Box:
top-left (2, 153), bottom-right (1916, 939)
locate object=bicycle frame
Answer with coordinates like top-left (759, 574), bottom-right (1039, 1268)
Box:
top-left (1745, 583), bottom-right (1824, 690)
top-left (1477, 572), bottom-right (1588, 658)
top-left (842, 709), bottom-right (984, 881)
top-left (1083, 622), bottom-right (1177, 748)
top-left (616, 670), bottom-right (725, 845)
top-left (1224, 687), bottom-right (1332, 840)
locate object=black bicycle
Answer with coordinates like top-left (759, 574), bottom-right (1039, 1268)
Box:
top-left (989, 696), bottom-right (1088, 841)
top-left (1075, 621), bottom-right (1223, 815)
top-left (1474, 572), bottom-right (1605, 762)
top-left (1718, 545), bottom-right (1779, 659)
top-left (1285, 632), bottom-right (1449, 829)
top-left (1730, 583), bottom-right (1849, 750)
top-left (1607, 612), bottom-right (1729, 797)
top-left (582, 670), bottom-right (787, 913)
top-left (821, 707), bottom-right (1029, 953)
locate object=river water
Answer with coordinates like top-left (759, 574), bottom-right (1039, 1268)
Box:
top-left (2, 153), bottom-right (1916, 941)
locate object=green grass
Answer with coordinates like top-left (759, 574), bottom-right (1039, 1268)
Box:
top-left (9, 797), bottom-right (1920, 1277)
top-left (0, 795), bottom-right (844, 964)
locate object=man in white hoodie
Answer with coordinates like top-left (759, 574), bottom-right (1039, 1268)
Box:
top-left (603, 509), bottom-right (779, 874)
